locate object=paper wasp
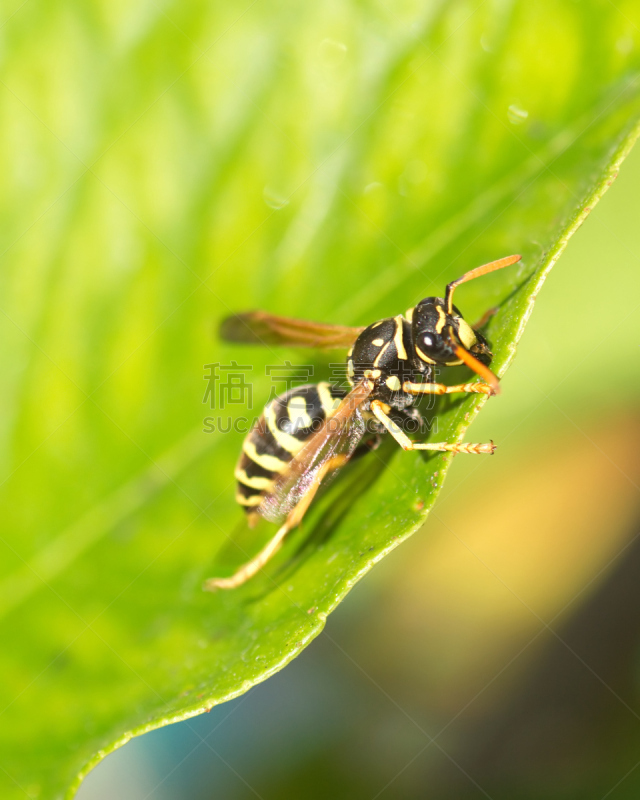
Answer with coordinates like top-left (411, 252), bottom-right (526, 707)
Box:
top-left (204, 254), bottom-right (521, 590)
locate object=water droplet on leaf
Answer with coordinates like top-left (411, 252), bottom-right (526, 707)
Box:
top-left (616, 34), bottom-right (634, 54)
top-left (363, 181), bottom-right (383, 194)
top-left (263, 186), bottom-right (290, 209)
top-left (507, 104), bottom-right (529, 124)
top-left (317, 38), bottom-right (348, 70)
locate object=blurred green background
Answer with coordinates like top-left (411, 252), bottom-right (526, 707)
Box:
top-left (2, 0), bottom-right (640, 798)
top-left (77, 143), bottom-right (640, 798)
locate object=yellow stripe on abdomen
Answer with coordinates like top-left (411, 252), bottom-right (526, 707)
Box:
top-left (234, 466), bottom-right (275, 491)
top-left (235, 491), bottom-right (263, 507)
top-left (317, 382), bottom-right (341, 417)
top-left (242, 438), bottom-right (289, 473)
top-left (265, 403), bottom-right (305, 456)
top-left (286, 395), bottom-right (313, 429)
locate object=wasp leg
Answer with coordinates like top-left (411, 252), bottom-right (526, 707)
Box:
top-left (402, 380), bottom-right (495, 396)
top-left (204, 454), bottom-right (350, 591)
top-left (370, 400), bottom-right (495, 455)
top-left (472, 306), bottom-right (498, 330)
top-left (351, 434), bottom-right (382, 458)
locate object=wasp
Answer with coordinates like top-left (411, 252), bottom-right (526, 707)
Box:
top-left (205, 254), bottom-right (521, 590)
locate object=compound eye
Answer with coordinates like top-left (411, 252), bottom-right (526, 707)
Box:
top-left (422, 333), bottom-right (434, 350)
top-left (421, 333), bottom-right (438, 353)
top-left (417, 331), bottom-right (455, 363)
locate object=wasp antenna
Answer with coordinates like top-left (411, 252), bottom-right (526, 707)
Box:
top-left (445, 254), bottom-right (521, 314)
top-left (453, 343), bottom-right (501, 394)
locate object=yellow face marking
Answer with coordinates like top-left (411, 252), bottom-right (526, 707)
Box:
top-left (347, 359), bottom-right (355, 377)
top-left (235, 491), bottom-right (263, 507)
top-left (287, 395), bottom-right (312, 429)
top-left (456, 318), bottom-right (477, 350)
top-left (265, 404), bottom-right (305, 455)
top-left (317, 381), bottom-right (341, 416)
top-left (372, 337), bottom-right (385, 346)
top-left (415, 345), bottom-right (436, 364)
top-left (394, 315), bottom-right (408, 360)
top-left (373, 339), bottom-right (391, 367)
top-left (386, 375), bottom-right (402, 391)
top-left (435, 305), bottom-right (447, 334)
top-left (347, 346), bottom-right (353, 357)
top-left (405, 307), bottom-right (414, 323)
top-left (364, 368), bottom-right (381, 379)
top-left (242, 437), bottom-right (288, 473)
top-left (234, 467), bottom-right (274, 491)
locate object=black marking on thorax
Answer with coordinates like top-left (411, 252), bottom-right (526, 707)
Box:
top-left (348, 315), bottom-right (419, 408)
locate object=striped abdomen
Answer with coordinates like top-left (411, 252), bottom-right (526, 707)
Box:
top-left (235, 382), bottom-right (346, 523)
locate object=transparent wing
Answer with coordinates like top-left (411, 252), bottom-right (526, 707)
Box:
top-left (220, 311), bottom-right (364, 349)
top-left (258, 380), bottom-right (374, 523)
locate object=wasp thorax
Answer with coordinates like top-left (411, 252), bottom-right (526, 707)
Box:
top-left (347, 315), bottom-right (416, 408)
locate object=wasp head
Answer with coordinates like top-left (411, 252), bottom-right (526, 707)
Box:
top-left (409, 298), bottom-right (490, 365)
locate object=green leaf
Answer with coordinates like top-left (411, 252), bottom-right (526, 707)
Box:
top-left (1, 2), bottom-right (639, 797)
